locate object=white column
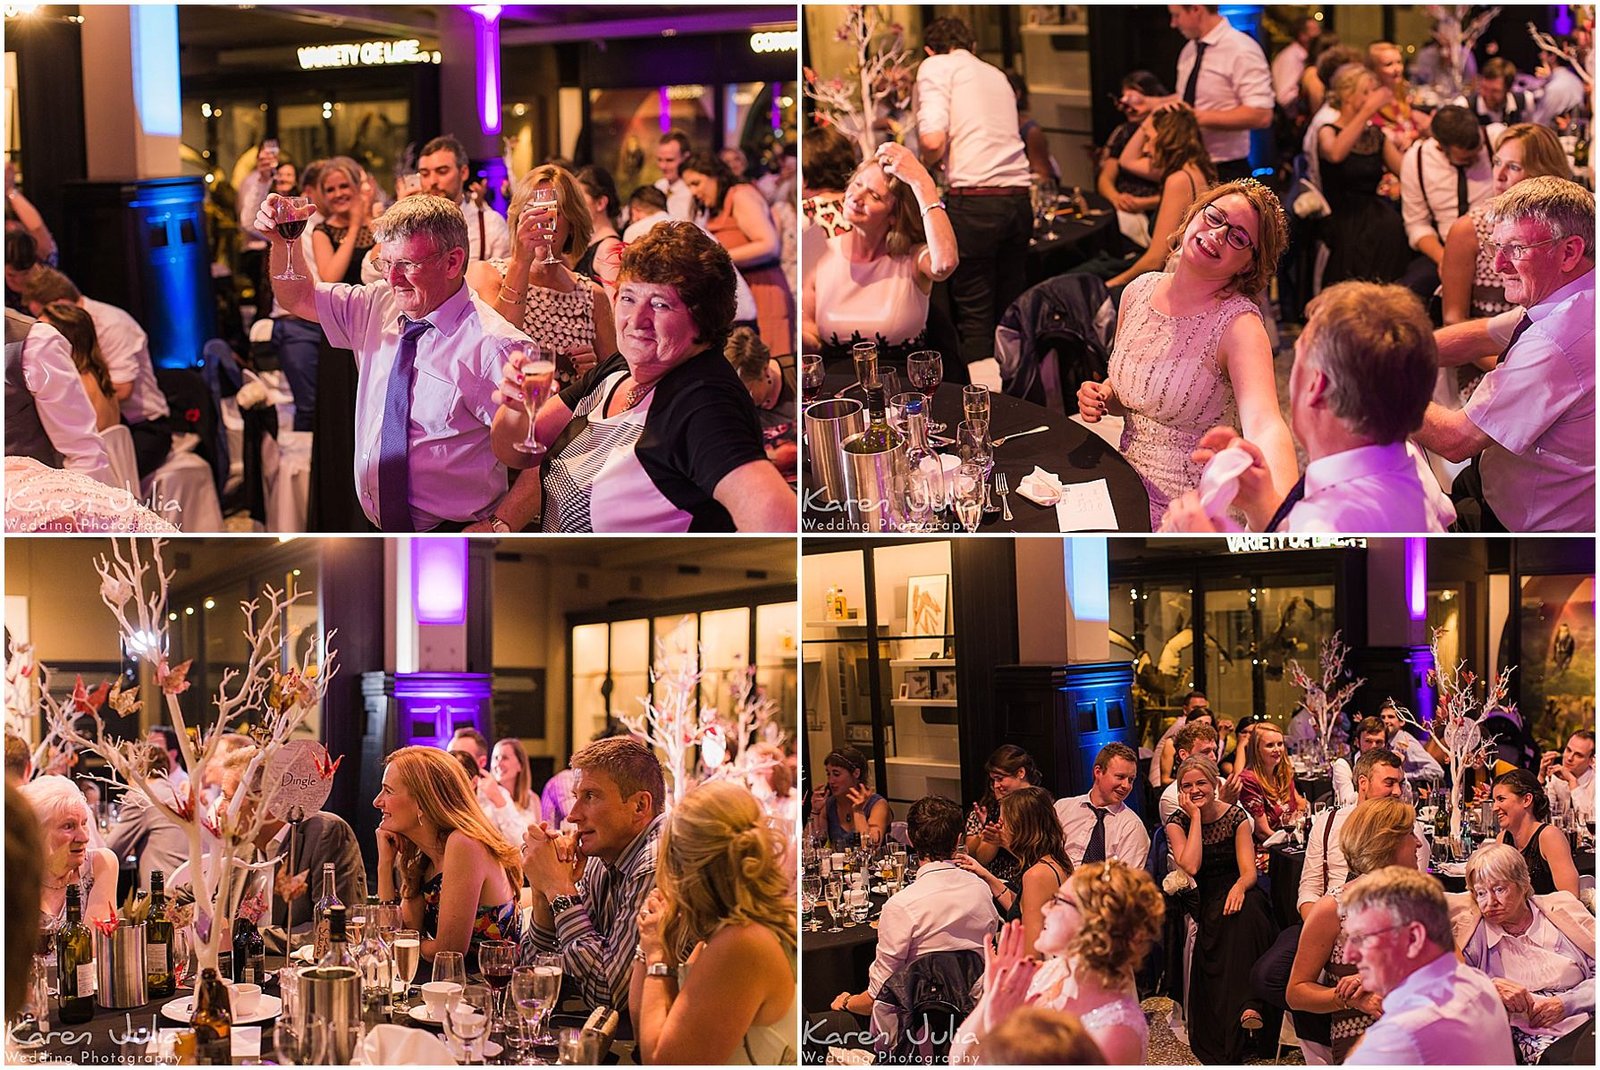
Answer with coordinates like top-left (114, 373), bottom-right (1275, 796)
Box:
top-left (1015, 538), bottom-right (1111, 664)
top-left (80, 5), bottom-right (182, 180)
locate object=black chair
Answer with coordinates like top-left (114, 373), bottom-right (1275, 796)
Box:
top-left (155, 366), bottom-right (226, 496)
top-left (995, 273), bottom-right (1112, 406)
top-left (875, 948), bottom-right (983, 1063)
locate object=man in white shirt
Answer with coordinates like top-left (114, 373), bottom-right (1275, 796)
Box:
top-left (653, 132), bottom-right (698, 222)
top-left (1298, 749), bottom-right (1432, 918)
top-left (1456, 58), bottom-right (1534, 127)
top-left (1341, 866), bottom-right (1514, 1065)
top-left (1271, 16), bottom-right (1321, 110)
top-left (1331, 717), bottom-right (1390, 806)
top-left (1158, 722), bottom-right (1233, 823)
top-left (915, 15), bottom-right (1032, 367)
top-left (258, 192), bottom-right (536, 533)
top-left (1149, 690), bottom-right (1210, 788)
top-left (1169, 281), bottom-right (1453, 534)
top-left (449, 726), bottom-right (528, 844)
top-left (1542, 730), bottom-right (1595, 823)
top-left (1379, 700), bottom-right (1445, 782)
top-left (4, 309), bottom-right (113, 484)
top-left (1398, 105), bottom-right (1500, 304)
top-left (828, 795), bottom-right (998, 1018)
top-left (1168, 5), bottom-right (1274, 182)
top-left (1055, 743), bottom-right (1150, 867)
top-left (415, 136), bottom-right (512, 264)
top-left (1413, 178), bottom-right (1594, 532)
top-left (237, 139), bottom-right (280, 303)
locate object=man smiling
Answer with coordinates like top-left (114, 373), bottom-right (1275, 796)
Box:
top-left (1054, 743), bottom-right (1150, 867)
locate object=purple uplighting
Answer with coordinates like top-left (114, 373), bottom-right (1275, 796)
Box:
top-left (392, 672), bottom-right (492, 748)
top-left (1405, 537), bottom-right (1427, 621)
top-left (470, 5), bottom-right (503, 136)
top-left (771, 81), bottom-right (782, 134)
top-left (413, 537), bottom-right (468, 625)
top-left (659, 86), bottom-right (672, 134)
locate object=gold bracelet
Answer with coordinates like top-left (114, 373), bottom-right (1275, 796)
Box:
top-left (495, 285), bottom-right (521, 305)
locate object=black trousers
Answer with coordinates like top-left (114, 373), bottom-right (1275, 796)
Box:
top-left (1216, 157), bottom-right (1255, 183)
top-left (127, 417), bottom-right (173, 480)
top-left (942, 190), bottom-right (1033, 363)
top-left (1449, 457), bottom-right (1509, 532)
top-left (1251, 922), bottom-right (1333, 1047)
top-left (1401, 253), bottom-right (1441, 307)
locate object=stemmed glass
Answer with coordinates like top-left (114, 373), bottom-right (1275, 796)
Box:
top-left (272, 196), bottom-right (315, 281)
top-left (390, 928), bottom-right (420, 1014)
top-left (906, 351), bottom-right (945, 433)
top-left (953, 462), bottom-right (986, 533)
top-left (800, 354), bottom-right (825, 401)
top-left (530, 952), bottom-right (564, 1047)
top-left (433, 950), bottom-right (467, 990)
top-left (514, 350), bottom-right (558, 456)
top-left (801, 875), bottom-right (822, 932)
top-left (445, 983), bottom-right (492, 1065)
top-left (479, 939), bottom-right (517, 1038)
top-left (530, 187), bottom-right (561, 265)
top-left (824, 875), bottom-right (845, 933)
top-left (509, 966), bottom-right (542, 1064)
top-left (957, 421), bottom-right (995, 510)
top-left (887, 391), bottom-right (926, 438)
top-left (851, 342), bottom-right (879, 394)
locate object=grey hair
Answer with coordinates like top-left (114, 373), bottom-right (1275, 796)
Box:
top-left (1485, 176), bottom-right (1595, 260)
top-left (371, 194), bottom-right (469, 255)
top-left (1464, 840), bottom-right (1534, 902)
top-left (18, 773), bottom-right (92, 831)
top-left (1338, 865), bottom-right (1452, 948)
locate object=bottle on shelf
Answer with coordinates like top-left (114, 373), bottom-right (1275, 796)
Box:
top-left (317, 904), bottom-right (357, 970)
top-left (55, 884), bottom-right (96, 1024)
top-left (312, 862), bottom-right (342, 960)
top-left (146, 869), bottom-right (175, 998)
top-left (191, 967), bottom-right (232, 1064)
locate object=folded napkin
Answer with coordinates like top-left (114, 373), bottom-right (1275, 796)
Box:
top-left (1016, 466), bottom-right (1065, 506)
top-left (357, 1023), bottom-right (455, 1066)
top-left (1261, 829), bottom-right (1291, 848)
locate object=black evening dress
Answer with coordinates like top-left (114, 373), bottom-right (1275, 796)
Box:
top-left (1317, 126), bottom-right (1412, 287)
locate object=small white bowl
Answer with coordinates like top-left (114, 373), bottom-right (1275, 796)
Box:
top-left (420, 981), bottom-right (462, 1016)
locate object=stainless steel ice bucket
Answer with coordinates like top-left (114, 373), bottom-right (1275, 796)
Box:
top-left (804, 398), bottom-right (865, 505)
top-left (298, 965), bottom-right (362, 1063)
top-left (93, 920), bottom-right (148, 1009)
top-left (841, 433), bottom-right (907, 532)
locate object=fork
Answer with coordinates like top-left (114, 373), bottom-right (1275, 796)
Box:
top-left (996, 473), bottom-right (1014, 522)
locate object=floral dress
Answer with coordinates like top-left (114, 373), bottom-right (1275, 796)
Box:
top-left (421, 871), bottom-right (523, 973)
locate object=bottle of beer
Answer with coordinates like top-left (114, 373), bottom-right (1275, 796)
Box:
top-left (56, 884), bottom-right (96, 1024)
top-left (312, 862), bottom-right (342, 960)
top-left (146, 869), bottom-right (175, 998)
top-left (317, 904), bottom-right (357, 969)
top-left (191, 967), bottom-right (232, 1065)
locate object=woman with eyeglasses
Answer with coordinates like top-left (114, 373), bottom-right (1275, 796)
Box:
top-left (1314, 64), bottom-right (1411, 288)
top-left (1077, 179), bottom-right (1296, 529)
top-left (1452, 841), bottom-right (1595, 1065)
top-left (1105, 105), bottom-right (1215, 290)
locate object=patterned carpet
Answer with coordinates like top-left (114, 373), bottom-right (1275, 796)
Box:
top-left (1141, 996), bottom-right (1307, 1066)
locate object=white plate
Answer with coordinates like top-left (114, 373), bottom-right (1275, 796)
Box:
top-left (161, 994), bottom-right (282, 1025)
top-left (409, 1005), bottom-right (447, 1025)
top-left (409, 1007), bottom-right (502, 1057)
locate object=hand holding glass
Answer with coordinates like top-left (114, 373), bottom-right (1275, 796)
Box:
top-left (272, 197), bottom-right (315, 281)
top-left (515, 352), bottom-right (558, 455)
top-left (530, 187), bottom-right (561, 264)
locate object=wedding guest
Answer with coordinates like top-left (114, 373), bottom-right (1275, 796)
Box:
top-left (654, 131), bottom-right (697, 222)
top-left (1237, 720), bottom-right (1305, 842)
top-left (807, 745), bottom-right (890, 848)
top-left (953, 786), bottom-right (1071, 955)
top-left (448, 727), bottom-right (528, 843)
top-left (4, 733), bottom-right (31, 782)
top-left (273, 161), bottom-right (298, 196)
top-left (1298, 44), bottom-right (1365, 187)
top-left (1150, 689), bottom-right (1213, 788)
top-left (1008, 73), bottom-right (1059, 183)
top-left (373, 746), bottom-right (523, 968)
top-left (1330, 718), bottom-right (1393, 808)
top-left (103, 746), bottom-right (189, 891)
top-left (311, 157), bottom-right (377, 288)
top-left (1272, 16), bottom-right (1322, 110)
top-left (1078, 180), bottom-right (1294, 528)
top-left (982, 1007), bottom-right (1107, 1064)
top-left (4, 162), bottom-right (55, 267)
top-left (1157, 721), bottom-right (1220, 822)
top-left (35, 302), bottom-right (118, 431)
top-left (19, 774), bottom-right (118, 936)
top-left (1054, 743), bottom-right (1150, 867)
top-left (1315, 64), bottom-right (1410, 286)
top-left (146, 727), bottom-right (189, 793)
top-left (630, 781), bottom-right (795, 1064)
top-left (623, 186), bottom-right (671, 244)
top-left (236, 139), bottom-right (281, 301)
top-left (5, 782), bottom-right (42, 1021)
top-left (1541, 730), bottom-right (1595, 824)
top-left (3, 310), bottom-right (112, 485)
top-left (1493, 769), bottom-right (1580, 897)
top-left (490, 737), bottom-right (543, 823)
top-left (574, 165), bottom-right (625, 298)
top-left (1105, 105), bottom-right (1215, 289)
top-left (1366, 42), bottom-right (1429, 153)
top-left (1397, 106), bottom-right (1499, 304)
top-left (1167, 5), bottom-right (1274, 182)
top-left (682, 153), bottom-right (793, 357)
top-left (1338, 866), bottom-right (1513, 1064)
top-left (1453, 841), bottom-right (1595, 1065)
top-left (1413, 177), bottom-right (1594, 533)
top-left (963, 745), bottom-right (1044, 885)
top-left (1097, 72), bottom-right (1169, 246)
top-left (1458, 58), bottom-right (1535, 127)
top-left (800, 125), bottom-right (858, 269)
top-left (413, 135), bottom-right (512, 263)
top-left (723, 326), bottom-right (796, 483)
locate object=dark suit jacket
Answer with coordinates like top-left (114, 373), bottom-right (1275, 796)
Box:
top-left (267, 810), bottom-right (367, 936)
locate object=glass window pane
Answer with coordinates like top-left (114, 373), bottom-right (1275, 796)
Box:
top-left (1110, 580), bottom-right (1192, 750)
top-left (701, 607), bottom-right (751, 719)
top-left (587, 85), bottom-right (714, 196)
top-left (608, 618), bottom-right (650, 739)
top-left (1519, 574), bottom-right (1594, 752)
top-left (872, 541), bottom-right (960, 805)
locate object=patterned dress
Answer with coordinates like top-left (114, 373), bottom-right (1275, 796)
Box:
top-left (420, 870), bottom-right (523, 974)
top-left (488, 260), bottom-right (601, 390)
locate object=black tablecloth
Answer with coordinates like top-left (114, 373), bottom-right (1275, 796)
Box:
top-left (1026, 196), bottom-right (1125, 284)
top-left (804, 377), bottom-right (1150, 533)
top-left (801, 895), bottom-right (886, 1013)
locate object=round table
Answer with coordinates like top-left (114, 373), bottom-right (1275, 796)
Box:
top-left (1026, 194), bottom-right (1125, 284)
top-left (804, 376), bottom-right (1150, 533)
top-left (801, 895), bottom-right (887, 1013)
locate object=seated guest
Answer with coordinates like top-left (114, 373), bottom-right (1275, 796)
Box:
top-left (964, 744), bottom-right (1044, 886)
top-left (681, 152), bottom-right (793, 357)
top-left (827, 795), bottom-right (998, 1017)
top-left (800, 126), bottom-right (858, 247)
top-left (1054, 743), bottom-right (1150, 867)
top-left (104, 746), bottom-right (189, 893)
top-left (1542, 730), bottom-right (1595, 824)
top-left (4, 309), bottom-right (112, 485)
top-left (449, 726), bottom-right (528, 843)
top-left (1379, 699), bottom-right (1444, 781)
top-left (1314, 64), bottom-right (1410, 287)
top-left (519, 737), bottom-right (665, 1009)
top-left (1170, 281), bottom-right (1452, 533)
top-left (374, 746), bottom-right (523, 969)
top-left (490, 737), bottom-right (543, 823)
top-left (35, 302), bottom-right (118, 431)
top-left (19, 774), bottom-right (118, 935)
top-left (747, 741), bottom-right (799, 830)
top-left (1331, 718), bottom-right (1392, 806)
top-left (1339, 865), bottom-right (1513, 1064)
top-left (1365, 42), bottom-right (1430, 153)
top-left (1157, 721), bottom-right (1223, 822)
top-left (952, 861), bottom-right (1163, 1064)
top-left (1105, 105), bottom-right (1215, 289)
top-left (5, 732), bottom-right (31, 783)
top-left (19, 269), bottom-right (171, 478)
top-left (802, 141), bottom-right (959, 375)
top-left (1453, 842), bottom-right (1595, 1065)
top-left (573, 165), bottom-right (625, 298)
top-left (981, 1006), bottom-right (1107, 1064)
top-left (1165, 757), bottom-right (1279, 1063)
top-left (1413, 178), bottom-right (1594, 533)
top-left (630, 781), bottom-right (795, 1064)
top-left (723, 326), bottom-right (797, 484)
top-left (257, 191), bottom-right (537, 533)
top-left (1009, 73), bottom-right (1059, 183)
top-left (1288, 798), bottom-right (1425, 1062)
top-left (953, 786), bottom-right (1071, 955)
top-left (1097, 72), bottom-right (1169, 243)
top-left (1150, 689), bottom-right (1213, 788)
top-left (1236, 720), bottom-right (1306, 842)
top-left (1397, 105), bottom-right (1498, 306)
top-left (622, 186), bottom-right (671, 245)
top-left (1493, 768), bottom-right (1580, 897)
top-left (494, 222), bottom-right (795, 532)
top-left (807, 745), bottom-right (890, 849)
top-left (1457, 58), bottom-right (1534, 127)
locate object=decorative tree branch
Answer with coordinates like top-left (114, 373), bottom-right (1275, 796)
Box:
top-left (1425, 626), bottom-right (1509, 849)
top-left (1529, 19), bottom-right (1595, 87)
top-left (1426, 5), bottom-right (1504, 100)
top-left (1285, 631), bottom-right (1366, 769)
top-left (803, 4), bottom-right (915, 159)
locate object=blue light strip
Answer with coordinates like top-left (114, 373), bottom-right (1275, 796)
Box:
top-left (132, 5), bottom-right (182, 138)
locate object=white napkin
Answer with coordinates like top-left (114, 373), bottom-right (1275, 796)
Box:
top-left (358, 1023), bottom-right (456, 1066)
top-left (1261, 829), bottom-right (1291, 848)
top-left (232, 1026), bottom-right (261, 1059)
top-left (1016, 465), bottom-right (1065, 506)
top-left (1165, 444), bottom-right (1253, 532)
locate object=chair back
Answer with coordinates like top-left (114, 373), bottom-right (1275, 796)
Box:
top-left (99, 424), bottom-right (140, 494)
top-left (157, 367), bottom-right (226, 495)
top-left (876, 948), bottom-right (983, 1062)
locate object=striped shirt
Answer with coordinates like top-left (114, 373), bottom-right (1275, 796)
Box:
top-left (520, 814), bottom-right (664, 1008)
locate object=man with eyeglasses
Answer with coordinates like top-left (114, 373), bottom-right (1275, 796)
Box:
top-left (1338, 866), bottom-right (1513, 1064)
top-left (258, 192), bottom-right (537, 533)
top-left (1412, 177), bottom-right (1595, 532)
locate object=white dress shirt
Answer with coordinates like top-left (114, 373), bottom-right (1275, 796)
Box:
top-left (1297, 805), bottom-right (1432, 912)
top-left (1282, 441), bottom-right (1454, 533)
top-left (654, 176), bottom-right (697, 222)
top-left (237, 169), bottom-right (274, 249)
top-left (1272, 41), bottom-right (1309, 109)
top-left (1344, 953), bottom-right (1513, 1065)
top-left (1463, 270), bottom-right (1595, 532)
top-left (1399, 131), bottom-right (1500, 251)
top-left (1301, 103), bottom-right (1339, 188)
top-left (866, 860), bottom-right (998, 998)
top-left (81, 297), bottom-right (170, 424)
top-left (1175, 17), bottom-right (1274, 165)
top-left (11, 318), bottom-right (113, 483)
top-left (914, 49), bottom-right (1031, 189)
top-left (463, 198), bottom-right (512, 262)
top-left (1548, 766), bottom-right (1595, 823)
top-left (622, 210), bottom-right (670, 245)
top-left (314, 279), bottom-right (531, 530)
top-left (1055, 794), bottom-right (1151, 868)
top-left (1158, 781), bottom-right (1181, 825)
top-left (1483, 911), bottom-right (1591, 1040)
top-left (1330, 757), bottom-right (1358, 808)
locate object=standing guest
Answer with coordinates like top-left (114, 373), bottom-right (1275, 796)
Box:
top-left (273, 162), bottom-right (298, 195)
top-left (257, 192), bottom-right (535, 533)
top-left (374, 747), bottom-right (522, 968)
top-left (1453, 842), bottom-right (1595, 1066)
top-left (1458, 58), bottom-right (1535, 127)
top-left (35, 302), bottom-right (118, 431)
top-left (1541, 730), bottom-right (1595, 824)
top-left (19, 774), bottom-right (119, 936)
top-left (1298, 44), bottom-right (1365, 187)
top-left (802, 142), bottom-right (960, 376)
top-left (723, 326), bottom-right (796, 484)
top-left (20, 269), bottom-right (171, 478)
top-left (654, 131), bottom-right (697, 222)
top-left (1413, 178), bottom-right (1594, 533)
top-left (1237, 720), bottom-right (1306, 841)
top-left (827, 795), bottom-right (998, 1018)
top-left (1165, 756), bottom-right (1279, 1062)
top-left (1378, 699), bottom-right (1441, 779)
top-left (630, 781), bottom-right (795, 1065)
top-left (1338, 866), bottom-right (1514, 1064)
top-left (237, 139), bottom-right (281, 304)
top-left (267, 158), bottom-right (328, 442)
top-left (682, 153), bottom-right (793, 358)
top-left (519, 737), bottom-right (666, 1010)
top-left (807, 745), bottom-right (890, 849)
top-left (1151, 689), bottom-right (1214, 788)
top-left (573, 165), bottom-right (625, 299)
top-left (1272, 16), bottom-right (1322, 111)
top-left (1157, 721), bottom-right (1222, 822)
top-left (1077, 181), bottom-right (1294, 528)
top-left (1330, 718), bottom-right (1393, 807)
top-left (490, 737), bottom-right (543, 824)
top-left (1315, 65), bottom-right (1411, 287)
top-left (1493, 768), bottom-right (1580, 897)
top-left (1397, 106), bottom-right (1500, 306)
top-left (1287, 798), bottom-right (1425, 1062)
top-left (953, 786), bottom-right (1071, 955)
top-left (1098, 72), bottom-right (1170, 247)
top-left (1105, 105), bottom-right (1216, 290)
top-left (4, 162), bottom-right (56, 268)
top-left (4, 310), bottom-right (113, 485)
top-left (623, 186), bottom-right (671, 244)
top-left (964, 745), bottom-right (1043, 885)
top-left (413, 135), bottom-right (511, 263)
top-left (914, 15), bottom-right (1033, 369)
top-left (952, 863), bottom-right (1164, 1065)
top-left (312, 158), bottom-right (377, 288)
top-left (1054, 743), bottom-right (1150, 867)
top-left (1366, 43), bottom-right (1430, 153)
top-left (1167, 5), bottom-right (1274, 183)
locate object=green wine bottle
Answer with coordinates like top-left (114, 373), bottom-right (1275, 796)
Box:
top-left (146, 869), bottom-right (175, 998)
top-left (842, 385), bottom-right (902, 454)
top-left (56, 884), bottom-right (96, 1024)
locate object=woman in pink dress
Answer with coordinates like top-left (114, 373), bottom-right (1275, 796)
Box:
top-left (682, 153), bottom-right (795, 357)
top-left (1077, 180), bottom-right (1297, 528)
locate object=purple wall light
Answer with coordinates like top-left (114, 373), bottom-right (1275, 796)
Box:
top-left (470, 5), bottom-right (503, 136)
top-left (414, 537), bottom-right (468, 626)
top-left (1405, 537), bottom-right (1427, 622)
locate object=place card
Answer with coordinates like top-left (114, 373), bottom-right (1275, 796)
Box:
top-left (1054, 480), bottom-right (1118, 531)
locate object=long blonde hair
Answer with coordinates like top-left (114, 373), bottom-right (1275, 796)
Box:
top-left (383, 746), bottom-right (522, 898)
top-left (508, 164), bottom-right (592, 258)
top-left (656, 781), bottom-right (795, 958)
top-left (1246, 723), bottom-right (1297, 805)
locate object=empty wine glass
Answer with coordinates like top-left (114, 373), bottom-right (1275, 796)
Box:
top-left (800, 353), bottom-right (825, 401)
top-left (887, 391), bottom-right (926, 438)
top-left (530, 186), bottom-right (561, 265)
top-left (271, 196), bottom-right (315, 281)
top-left (906, 351), bottom-right (945, 433)
top-left (801, 875), bottom-right (822, 932)
top-left (957, 420), bottom-right (995, 506)
top-left (824, 875), bottom-right (844, 933)
top-left (433, 950), bottom-right (467, 989)
top-left (446, 983), bottom-right (492, 1065)
top-left (953, 462), bottom-right (986, 532)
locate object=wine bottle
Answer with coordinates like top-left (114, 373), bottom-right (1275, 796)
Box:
top-left (191, 967), bottom-right (232, 1065)
top-left (317, 904), bottom-right (357, 969)
top-left (56, 885), bottom-right (96, 1024)
top-left (146, 869), bottom-right (175, 998)
top-left (842, 385), bottom-right (902, 454)
top-left (312, 862), bottom-right (341, 960)
top-left (231, 914), bottom-right (265, 986)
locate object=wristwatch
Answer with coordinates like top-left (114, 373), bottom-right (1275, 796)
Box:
top-left (646, 961), bottom-right (673, 978)
top-left (489, 515), bottom-right (511, 534)
top-left (550, 893), bottom-right (579, 917)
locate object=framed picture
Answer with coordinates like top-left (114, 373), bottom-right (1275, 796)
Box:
top-left (931, 667), bottom-right (957, 701)
top-left (906, 574), bottom-right (949, 636)
top-left (904, 668), bottom-right (933, 700)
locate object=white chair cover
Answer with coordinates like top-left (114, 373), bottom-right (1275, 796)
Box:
top-left (141, 438), bottom-right (224, 531)
top-left (261, 429), bottom-right (312, 532)
top-left (98, 424), bottom-right (140, 494)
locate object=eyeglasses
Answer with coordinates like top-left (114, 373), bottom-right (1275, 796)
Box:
top-left (1045, 892), bottom-right (1079, 911)
top-left (1343, 921), bottom-right (1413, 949)
top-left (1200, 203), bottom-right (1254, 252)
top-left (372, 250), bottom-right (448, 277)
top-left (1485, 235), bottom-right (1567, 261)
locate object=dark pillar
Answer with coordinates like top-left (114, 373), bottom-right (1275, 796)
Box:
top-left (318, 538), bottom-right (386, 829)
top-left (992, 661), bottom-right (1140, 816)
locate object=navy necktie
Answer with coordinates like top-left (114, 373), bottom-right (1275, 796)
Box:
top-left (378, 316), bottom-right (433, 532)
top-left (1265, 475), bottom-right (1308, 533)
top-left (1183, 41), bottom-right (1209, 105)
top-left (1496, 314), bottom-right (1533, 367)
top-left (1082, 805), bottom-right (1110, 864)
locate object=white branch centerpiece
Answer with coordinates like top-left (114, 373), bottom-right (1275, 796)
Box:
top-left (1426, 626), bottom-right (1509, 854)
top-left (803, 4), bottom-right (915, 159)
top-left (33, 539), bottom-right (338, 975)
top-left (1424, 5), bottom-right (1504, 102)
top-left (1284, 631), bottom-right (1366, 773)
top-left (1528, 7), bottom-right (1595, 89)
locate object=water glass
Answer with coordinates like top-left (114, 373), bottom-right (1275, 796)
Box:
top-left (902, 454), bottom-right (944, 533)
top-left (887, 390), bottom-right (927, 437)
top-left (445, 984), bottom-right (492, 1065)
top-left (557, 1027), bottom-right (600, 1064)
top-left (953, 462), bottom-right (986, 532)
top-left (849, 888), bottom-right (872, 924)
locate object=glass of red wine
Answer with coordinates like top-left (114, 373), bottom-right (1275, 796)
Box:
top-left (272, 196), bottom-right (314, 281)
top-left (477, 940), bottom-right (516, 1037)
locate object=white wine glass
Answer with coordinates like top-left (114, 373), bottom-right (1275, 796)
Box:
top-left (530, 953), bottom-right (564, 1047)
top-left (530, 187), bottom-right (561, 265)
top-left (509, 966), bottom-right (541, 1064)
top-left (514, 351), bottom-right (558, 456)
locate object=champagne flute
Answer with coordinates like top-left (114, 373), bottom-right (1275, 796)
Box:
top-left (530, 953), bottom-right (564, 1047)
top-left (824, 875), bottom-right (844, 933)
top-left (391, 929), bottom-right (420, 1013)
top-left (800, 353), bottom-right (825, 401)
top-left (801, 875), bottom-right (822, 932)
top-left (272, 196), bottom-right (315, 281)
top-left (514, 351), bottom-right (558, 456)
top-left (851, 341), bottom-right (879, 393)
top-left (906, 351), bottom-right (945, 433)
top-left (957, 420), bottom-right (996, 509)
top-left (478, 939), bottom-right (516, 1037)
top-left (509, 966), bottom-right (541, 1064)
top-left (530, 187), bottom-right (561, 265)
top-left (962, 384), bottom-right (991, 428)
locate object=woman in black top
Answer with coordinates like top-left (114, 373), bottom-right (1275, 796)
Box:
top-left (953, 786), bottom-right (1071, 956)
top-left (1492, 768), bottom-right (1580, 896)
top-left (962, 745), bottom-right (1044, 887)
top-left (573, 165), bottom-right (624, 298)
